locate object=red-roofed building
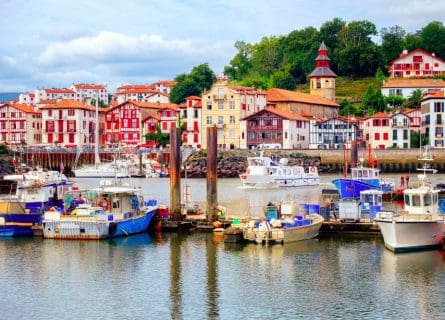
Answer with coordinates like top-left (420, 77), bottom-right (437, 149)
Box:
top-left (104, 101), bottom-right (178, 146)
top-left (363, 112), bottom-right (391, 149)
top-left (421, 91), bottom-right (445, 147)
top-left (40, 100), bottom-right (103, 147)
top-left (240, 107), bottom-right (310, 149)
top-left (34, 88), bottom-right (80, 103)
top-left (70, 83), bottom-right (108, 105)
top-left (388, 49), bottom-right (445, 78)
top-left (152, 80), bottom-right (176, 94)
top-left (308, 42), bottom-right (337, 102)
top-left (179, 96), bottom-right (202, 148)
top-left (18, 92), bottom-right (36, 105)
top-left (0, 103), bottom-right (42, 146)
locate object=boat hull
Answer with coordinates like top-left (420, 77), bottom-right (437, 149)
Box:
top-left (0, 213), bottom-right (42, 236)
top-left (243, 215), bottom-right (324, 244)
top-left (332, 178), bottom-right (381, 198)
top-left (376, 218), bottom-right (445, 252)
top-left (241, 176), bottom-right (319, 188)
top-left (43, 209), bottom-right (156, 239)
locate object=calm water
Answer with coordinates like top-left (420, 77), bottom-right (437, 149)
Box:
top-left (1, 175), bottom-right (445, 319)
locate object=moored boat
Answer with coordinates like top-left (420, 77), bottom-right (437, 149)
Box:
top-left (374, 147), bottom-right (445, 252)
top-left (243, 200), bottom-right (324, 244)
top-left (42, 179), bottom-right (157, 239)
top-left (239, 152), bottom-right (319, 188)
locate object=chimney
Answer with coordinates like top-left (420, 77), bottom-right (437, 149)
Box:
top-left (402, 49), bottom-right (408, 55)
top-left (432, 52), bottom-right (436, 57)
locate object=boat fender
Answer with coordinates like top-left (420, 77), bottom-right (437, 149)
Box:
top-left (108, 222), bottom-right (117, 235)
top-left (310, 167), bottom-right (316, 173)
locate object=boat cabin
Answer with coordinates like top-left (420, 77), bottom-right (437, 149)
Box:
top-left (350, 167), bottom-right (380, 186)
top-left (403, 186), bottom-right (439, 215)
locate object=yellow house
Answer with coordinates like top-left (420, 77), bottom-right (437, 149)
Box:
top-left (201, 77), bottom-right (266, 149)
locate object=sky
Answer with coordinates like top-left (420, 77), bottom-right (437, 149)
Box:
top-left (1, 0), bottom-right (444, 93)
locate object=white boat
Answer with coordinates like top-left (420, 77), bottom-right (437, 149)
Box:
top-left (42, 179), bottom-right (158, 239)
top-left (243, 200), bottom-right (324, 244)
top-left (374, 147), bottom-right (445, 252)
top-left (239, 152), bottom-right (319, 188)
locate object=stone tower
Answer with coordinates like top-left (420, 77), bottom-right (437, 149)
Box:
top-left (308, 42), bottom-right (337, 102)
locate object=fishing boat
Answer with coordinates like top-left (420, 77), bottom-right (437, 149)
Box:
top-left (239, 152), bottom-right (319, 188)
top-left (42, 179), bottom-right (157, 239)
top-left (243, 200), bottom-right (324, 244)
top-left (0, 168), bottom-right (72, 236)
top-left (374, 146), bottom-right (445, 252)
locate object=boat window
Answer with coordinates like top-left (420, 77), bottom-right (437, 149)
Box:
top-left (358, 170), bottom-right (362, 178)
top-left (412, 195), bottom-right (421, 206)
top-left (375, 171), bottom-right (379, 177)
top-left (293, 169), bottom-right (297, 175)
top-left (377, 195), bottom-right (382, 203)
top-left (352, 170), bottom-right (357, 178)
top-left (362, 170), bottom-right (368, 178)
top-left (424, 194), bottom-right (432, 206)
top-left (112, 199), bottom-right (119, 209)
top-left (404, 194), bottom-right (410, 205)
top-left (433, 194), bottom-right (438, 204)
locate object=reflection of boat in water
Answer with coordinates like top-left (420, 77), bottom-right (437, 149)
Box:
top-left (239, 152), bottom-right (319, 188)
top-left (375, 147), bottom-right (445, 252)
top-left (108, 232), bottom-right (154, 247)
top-left (243, 199), bottom-right (324, 244)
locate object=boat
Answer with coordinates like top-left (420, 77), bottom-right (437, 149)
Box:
top-left (239, 152), bottom-right (319, 188)
top-left (42, 179), bottom-right (157, 239)
top-left (374, 146), bottom-right (445, 252)
top-left (243, 200), bottom-right (324, 244)
top-left (0, 168), bottom-right (72, 236)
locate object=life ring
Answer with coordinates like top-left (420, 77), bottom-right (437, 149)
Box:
top-left (49, 207), bottom-right (56, 212)
top-left (310, 167), bottom-right (316, 173)
top-left (97, 199), bottom-right (109, 211)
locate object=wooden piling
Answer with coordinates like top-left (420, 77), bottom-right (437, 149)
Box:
top-left (169, 126), bottom-right (182, 220)
top-left (207, 126), bottom-right (218, 222)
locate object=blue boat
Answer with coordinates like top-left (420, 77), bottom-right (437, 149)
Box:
top-left (42, 179), bottom-right (157, 239)
top-left (332, 166), bottom-right (394, 198)
top-left (0, 169), bottom-right (72, 236)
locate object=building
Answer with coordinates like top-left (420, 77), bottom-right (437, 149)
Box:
top-left (114, 85), bottom-right (170, 104)
top-left (70, 84), bottom-right (108, 105)
top-left (390, 112), bottom-right (411, 148)
top-left (266, 88), bottom-right (339, 119)
top-left (308, 42), bottom-right (337, 102)
top-left (40, 100), bottom-right (102, 147)
top-left (152, 80), bottom-right (176, 94)
top-left (388, 49), bottom-right (445, 78)
top-left (179, 96), bottom-right (202, 148)
top-left (363, 112), bottom-right (391, 149)
top-left (381, 78), bottom-right (445, 102)
top-left (104, 101), bottom-right (178, 146)
top-left (405, 108), bottom-right (421, 133)
top-left (18, 93), bottom-right (36, 105)
top-left (0, 103), bottom-right (42, 146)
top-left (34, 88), bottom-right (80, 103)
top-left (240, 107), bottom-right (310, 149)
top-left (420, 91), bottom-right (445, 148)
top-left (308, 116), bottom-right (358, 149)
top-left (201, 77), bottom-right (267, 150)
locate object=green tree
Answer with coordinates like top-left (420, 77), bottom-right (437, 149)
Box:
top-left (404, 32), bottom-right (422, 51)
top-left (410, 131), bottom-right (420, 149)
top-left (145, 124), bottom-right (170, 147)
top-left (362, 85), bottom-right (387, 114)
top-left (403, 89), bottom-right (423, 109)
top-left (375, 68), bottom-right (386, 86)
top-left (224, 41), bottom-right (253, 81)
top-left (251, 36), bottom-right (284, 77)
top-left (169, 63), bottom-right (216, 104)
top-left (380, 25), bottom-right (406, 64)
top-left (420, 21), bottom-right (445, 58)
top-left (340, 99), bottom-right (362, 116)
top-left (386, 94), bottom-right (405, 108)
top-left (269, 70), bottom-right (297, 90)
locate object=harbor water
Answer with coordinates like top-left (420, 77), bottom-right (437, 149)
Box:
top-left (1, 175), bottom-right (445, 319)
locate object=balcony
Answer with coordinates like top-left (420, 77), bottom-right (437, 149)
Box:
top-left (213, 94), bottom-right (226, 100)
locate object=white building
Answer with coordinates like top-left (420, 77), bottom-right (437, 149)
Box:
top-left (390, 112), bottom-right (411, 148)
top-left (180, 96), bottom-right (202, 148)
top-left (70, 84), bottom-right (108, 105)
top-left (381, 78), bottom-right (445, 101)
top-left (388, 49), bottom-right (445, 78)
top-left (308, 116), bottom-right (358, 149)
top-left (114, 85), bottom-right (170, 104)
top-left (0, 103), bottom-right (42, 146)
top-left (420, 91), bottom-right (445, 148)
top-left (34, 88), bottom-right (80, 103)
top-left (18, 93), bottom-right (36, 105)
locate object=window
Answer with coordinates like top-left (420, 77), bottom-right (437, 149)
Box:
top-left (194, 110), bottom-right (199, 118)
top-left (316, 79), bottom-right (321, 88)
top-left (383, 133), bottom-right (388, 140)
top-left (229, 101), bottom-right (235, 109)
top-left (218, 116), bottom-right (224, 125)
top-left (375, 133), bottom-right (380, 140)
top-left (206, 102), bottom-right (212, 110)
top-left (403, 129), bottom-right (408, 140)
top-left (218, 101), bottom-right (224, 110)
top-left (393, 130), bottom-right (397, 140)
top-left (206, 116), bottom-right (212, 125)
top-left (229, 129), bottom-right (235, 138)
top-left (229, 116), bottom-right (235, 124)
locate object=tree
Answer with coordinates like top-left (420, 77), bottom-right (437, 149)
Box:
top-left (420, 21), bottom-right (445, 58)
top-left (410, 131), bottom-right (420, 149)
top-left (145, 124), bottom-right (169, 147)
top-left (380, 25), bottom-right (406, 64)
top-left (251, 36), bottom-right (284, 77)
top-left (224, 41), bottom-right (253, 81)
top-left (403, 89), bottom-right (423, 109)
top-left (269, 70), bottom-right (296, 90)
top-left (362, 85), bottom-right (387, 114)
top-left (169, 63), bottom-right (216, 104)
top-left (340, 99), bottom-right (362, 116)
top-left (386, 94), bottom-right (405, 108)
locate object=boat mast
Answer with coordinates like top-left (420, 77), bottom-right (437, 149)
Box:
top-left (94, 91), bottom-right (100, 168)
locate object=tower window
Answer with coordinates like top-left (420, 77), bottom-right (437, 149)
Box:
top-left (316, 79), bottom-right (321, 88)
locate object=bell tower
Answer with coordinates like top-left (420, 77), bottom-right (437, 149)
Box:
top-left (308, 42), bottom-right (337, 101)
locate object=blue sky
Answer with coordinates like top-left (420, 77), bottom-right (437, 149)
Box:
top-left (0, 0), bottom-right (444, 92)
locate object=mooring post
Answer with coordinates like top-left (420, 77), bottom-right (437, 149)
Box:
top-left (207, 126), bottom-right (218, 222)
top-left (170, 125), bottom-right (182, 220)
